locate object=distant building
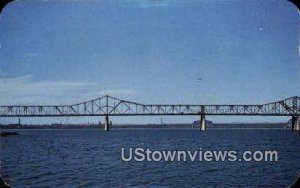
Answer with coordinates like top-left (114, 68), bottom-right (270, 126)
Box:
top-left (193, 120), bottom-right (213, 128)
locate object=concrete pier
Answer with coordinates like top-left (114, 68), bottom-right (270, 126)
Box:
top-left (200, 114), bottom-right (206, 131)
top-left (104, 115), bottom-right (110, 131)
top-left (292, 116), bottom-right (299, 131)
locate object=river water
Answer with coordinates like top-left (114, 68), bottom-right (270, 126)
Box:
top-left (1, 128), bottom-right (299, 187)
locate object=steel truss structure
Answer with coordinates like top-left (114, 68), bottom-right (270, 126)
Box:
top-left (0, 95), bottom-right (299, 117)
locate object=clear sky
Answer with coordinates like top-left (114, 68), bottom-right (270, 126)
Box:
top-left (0, 0), bottom-right (299, 124)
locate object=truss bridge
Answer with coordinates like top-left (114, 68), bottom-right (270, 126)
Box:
top-left (0, 95), bottom-right (299, 131)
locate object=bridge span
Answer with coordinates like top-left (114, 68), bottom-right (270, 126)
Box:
top-left (0, 95), bottom-right (299, 131)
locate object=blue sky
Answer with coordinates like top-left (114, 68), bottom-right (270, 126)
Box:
top-left (0, 0), bottom-right (299, 124)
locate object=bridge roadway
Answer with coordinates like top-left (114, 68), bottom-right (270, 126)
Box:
top-left (0, 95), bottom-right (299, 131)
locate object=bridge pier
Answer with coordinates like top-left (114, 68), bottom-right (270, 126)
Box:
top-left (292, 116), bottom-right (299, 131)
top-left (200, 114), bottom-right (206, 131)
top-left (104, 115), bottom-right (110, 131)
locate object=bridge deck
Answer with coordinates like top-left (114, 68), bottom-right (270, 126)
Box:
top-left (0, 95), bottom-right (299, 117)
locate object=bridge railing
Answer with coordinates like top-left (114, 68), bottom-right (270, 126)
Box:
top-left (0, 95), bottom-right (299, 117)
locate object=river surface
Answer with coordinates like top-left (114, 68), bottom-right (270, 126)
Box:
top-left (1, 129), bottom-right (299, 187)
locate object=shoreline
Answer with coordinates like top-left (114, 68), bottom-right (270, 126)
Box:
top-left (0, 122), bottom-right (288, 129)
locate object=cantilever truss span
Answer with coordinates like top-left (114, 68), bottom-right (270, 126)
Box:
top-left (0, 95), bottom-right (299, 117)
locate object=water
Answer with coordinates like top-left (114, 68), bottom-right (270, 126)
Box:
top-left (1, 128), bottom-right (299, 187)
